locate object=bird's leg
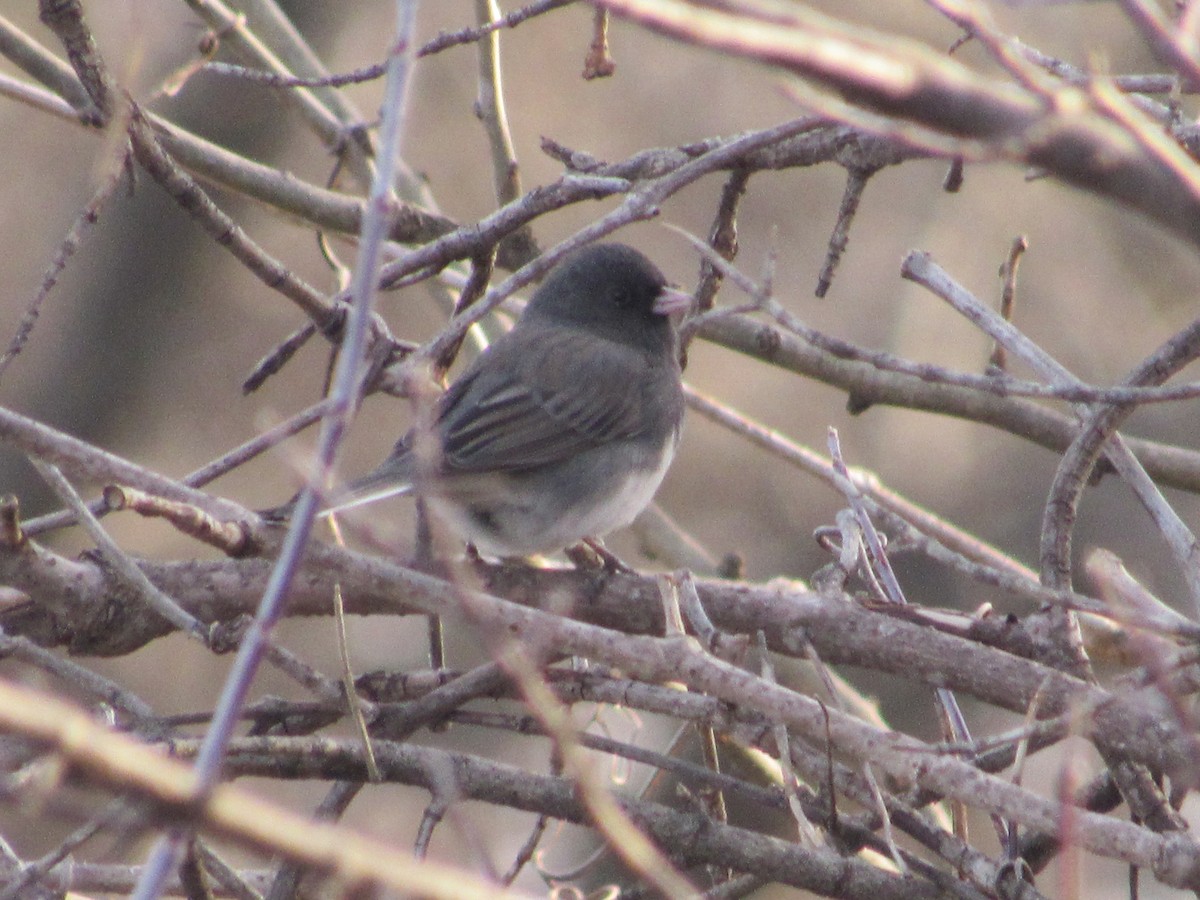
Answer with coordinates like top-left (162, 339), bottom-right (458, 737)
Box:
top-left (567, 537), bottom-right (635, 575)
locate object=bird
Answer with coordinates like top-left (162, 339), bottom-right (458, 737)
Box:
top-left (312, 242), bottom-right (689, 559)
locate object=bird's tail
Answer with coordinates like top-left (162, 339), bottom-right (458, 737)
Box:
top-left (260, 455), bottom-right (414, 522)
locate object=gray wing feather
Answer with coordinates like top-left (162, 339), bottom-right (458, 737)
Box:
top-left (438, 329), bottom-right (651, 473)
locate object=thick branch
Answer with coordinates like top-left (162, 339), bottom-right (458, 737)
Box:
top-left (597, 0), bottom-right (1200, 249)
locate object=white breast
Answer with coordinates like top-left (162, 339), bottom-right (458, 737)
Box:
top-left (552, 435), bottom-right (677, 544)
top-left (428, 431), bottom-right (679, 557)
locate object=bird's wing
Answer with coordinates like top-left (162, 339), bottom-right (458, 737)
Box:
top-left (434, 328), bottom-right (660, 473)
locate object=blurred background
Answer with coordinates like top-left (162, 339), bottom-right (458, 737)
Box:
top-left (1, 1), bottom-right (1198, 896)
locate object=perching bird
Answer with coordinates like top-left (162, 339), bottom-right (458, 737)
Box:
top-left (313, 242), bottom-right (689, 557)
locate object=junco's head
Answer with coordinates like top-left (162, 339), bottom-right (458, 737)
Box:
top-left (521, 242), bottom-right (688, 353)
top-left (325, 241), bottom-right (689, 558)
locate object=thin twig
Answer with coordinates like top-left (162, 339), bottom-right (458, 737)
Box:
top-left (182, 0), bottom-right (374, 189)
top-left (988, 235), bottom-right (1028, 374)
top-left (21, 400), bottom-right (328, 538)
top-left (0, 133), bottom-right (129, 382)
top-left (755, 630), bottom-right (823, 847)
top-left (132, 4), bottom-right (423, 897)
top-left (814, 165), bottom-right (874, 298)
top-left (473, 0), bottom-right (537, 265)
top-left (127, 103), bottom-right (332, 323)
top-left (31, 459), bottom-right (210, 643)
top-left (902, 251), bottom-right (1200, 621)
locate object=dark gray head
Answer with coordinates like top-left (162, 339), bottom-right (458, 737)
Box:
top-left (521, 243), bottom-right (684, 355)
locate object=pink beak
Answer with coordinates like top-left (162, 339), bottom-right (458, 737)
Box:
top-left (653, 286), bottom-right (693, 318)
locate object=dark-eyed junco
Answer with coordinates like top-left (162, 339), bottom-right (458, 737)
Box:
top-left (318, 242), bottom-right (689, 557)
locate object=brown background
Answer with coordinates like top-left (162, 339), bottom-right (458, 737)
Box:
top-left (1, 2), bottom-right (1197, 896)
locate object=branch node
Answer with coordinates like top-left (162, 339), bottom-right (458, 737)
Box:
top-left (103, 485), bottom-right (253, 557)
top-left (0, 495), bottom-right (25, 549)
top-left (583, 9), bottom-right (616, 79)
